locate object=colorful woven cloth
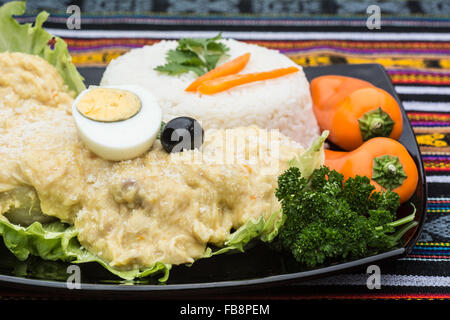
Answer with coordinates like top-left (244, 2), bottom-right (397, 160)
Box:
top-left (1, 0), bottom-right (449, 300)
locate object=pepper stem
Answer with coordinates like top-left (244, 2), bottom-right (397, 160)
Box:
top-left (372, 155), bottom-right (408, 190)
top-left (358, 107), bottom-right (395, 141)
top-left (370, 119), bottom-right (382, 130)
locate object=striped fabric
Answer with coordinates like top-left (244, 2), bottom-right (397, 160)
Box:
top-left (1, 3), bottom-right (449, 299)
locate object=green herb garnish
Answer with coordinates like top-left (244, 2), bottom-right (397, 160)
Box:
top-left (155, 33), bottom-right (229, 76)
top-left (274, 166), bottom-right (417, 267)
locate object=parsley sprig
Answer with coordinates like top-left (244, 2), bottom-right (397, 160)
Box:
top-left (274, 166), bottom-right (417, 267)
top-left (155, 33), bottom-right (229, 76)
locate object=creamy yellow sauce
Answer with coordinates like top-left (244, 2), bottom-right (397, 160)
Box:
top-left (0, 52), bottom-right (305, 270)
top-left (76, 87), bottom-right (141, 122)
top-left (0, 52), bottom-right (73, 113)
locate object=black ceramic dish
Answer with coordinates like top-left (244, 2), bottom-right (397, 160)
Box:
top-left (0, 63), bottom-right (426, 297)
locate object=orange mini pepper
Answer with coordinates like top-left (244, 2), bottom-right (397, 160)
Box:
top-left (311, 75), bottom-right (403, 151)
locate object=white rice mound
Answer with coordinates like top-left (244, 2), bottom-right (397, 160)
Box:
top-left (100, 39), bottom-right (319, 147)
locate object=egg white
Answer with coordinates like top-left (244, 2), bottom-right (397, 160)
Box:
top-left (72, 84), bottom-right (162, 161)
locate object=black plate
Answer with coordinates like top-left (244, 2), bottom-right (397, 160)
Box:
top-left (0, 63), bottom-right (426, 297)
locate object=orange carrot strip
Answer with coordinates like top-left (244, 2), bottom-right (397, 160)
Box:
top-left (197, 66), bottom-right (299, 95)
top-left (185, 52), bottom-right (251, 92)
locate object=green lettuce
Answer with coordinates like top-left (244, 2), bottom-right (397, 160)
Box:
top-left (288, 130), bottom-right (329, 179)
top-left (201, 210), bottom-right (285, 258)
top-left (0, 1), bottom-right (85, 95)
top-left (0, 210), bottom-right (282, 281)
top-left (0, 218), bottom-right (170, 281)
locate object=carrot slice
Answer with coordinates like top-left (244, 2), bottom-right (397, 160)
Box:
top-left (197, 66), bottom-right (299, 95)
top-left (185, 52), bottom-right (251, 92)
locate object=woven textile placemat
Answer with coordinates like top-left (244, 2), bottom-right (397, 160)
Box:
top-left (0, 0), bottom-right (449, 300)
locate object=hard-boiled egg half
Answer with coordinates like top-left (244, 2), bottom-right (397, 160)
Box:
top-left (72, 85), bottom-right (162, 161)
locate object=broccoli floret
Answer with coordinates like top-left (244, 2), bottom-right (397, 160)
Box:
top-left (274, 166), bottom-right (416, 268)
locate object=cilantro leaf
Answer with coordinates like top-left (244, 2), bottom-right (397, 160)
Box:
top-left (155, 62), bottom-right (204, 76)
top-left (155, 33), bottom-right (229, 76)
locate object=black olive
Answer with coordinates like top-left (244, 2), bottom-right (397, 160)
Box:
top-left (161, 117), bottom-right (204, 153)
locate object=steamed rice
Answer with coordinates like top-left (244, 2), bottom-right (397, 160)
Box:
top-left (100, 39), bottom-right (319, 147)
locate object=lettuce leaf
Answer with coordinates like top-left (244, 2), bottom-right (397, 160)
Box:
top-left (288, 130), bottom-right (329, 179)
top-left (0, 218), bottom-right (170, 281)
top-left (201, 210), bottom-right (285, 258)
top-left (0, 208), bottom-right (282, 281)
top-left (0, 1), bottom-right (85, 95)
top-left (0, 210), bottom-right (283, 282)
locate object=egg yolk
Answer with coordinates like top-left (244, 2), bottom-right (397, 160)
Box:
top-left (76, 88), bottom-right (141, 122)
